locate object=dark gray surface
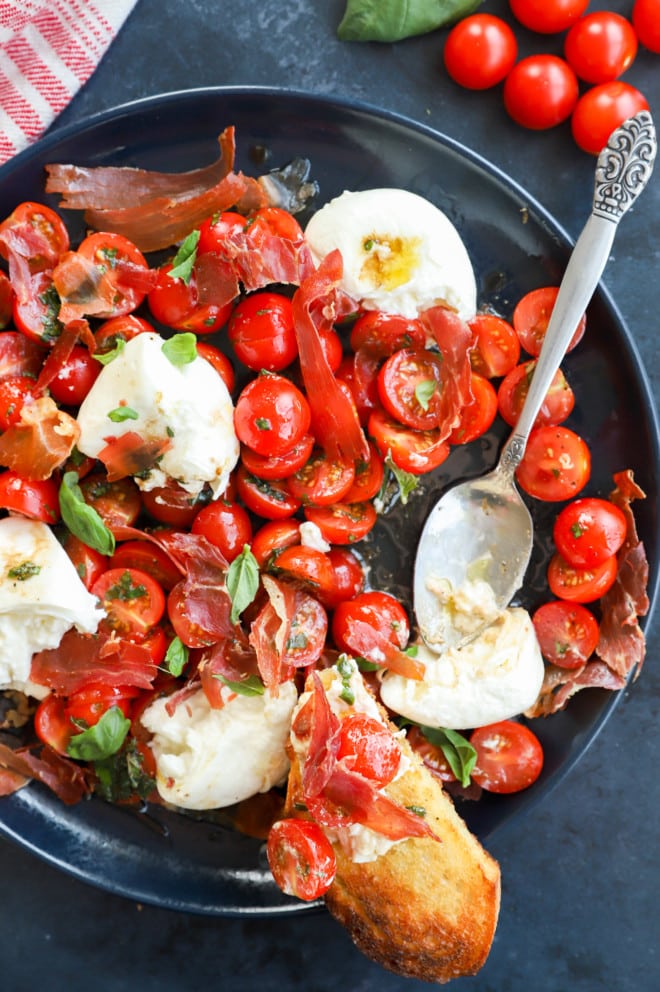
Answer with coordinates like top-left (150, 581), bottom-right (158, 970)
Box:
top-left (1, 0), bottom-right (659, 988)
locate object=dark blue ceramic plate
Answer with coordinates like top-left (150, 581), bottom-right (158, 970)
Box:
top-left (0, 88), bottom-right (657, 915)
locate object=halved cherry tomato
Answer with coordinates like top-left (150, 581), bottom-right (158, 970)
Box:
top-left (250, 519), bottom-right (301, 567)
top-left (0, 374), bottom-right (37, 430)
top-left (470, 721), bottom-right (544, 794)
top-left (34, 695), bottom-right (74, 755)
top-left (79, 473), bottom-right (142, 529)
top-left (62, 533), bottom-right (108, 590)
top-left (191, 499), bottom-right (253, 562)
top-left (508, 0), bottom-right (588, 34)
top-left (553, 496), bottom-right (627, 568)
top-left (147, 258), bottom-right (233, 334)
top-left (368, 408), bottom-right (451, 475)
top-left (235, 465), bottom-right (301, 520)
top-left (234, 373), bottom-right (311, 457)
top-left (377, 348), bottom-right (446, 431)
top-left (633, 0), bottom-right (660, 53)
top-left (266, 818), bottom-right (336, 902)
top-left (406, 726), bottom-right (457, 784)
top-left (92, 566), bottom-right (166, 638)
top-left (110, 539), bottom-right (182, 591)
top-left (0, 201), bottom-right (69, 271)
top-left (350, 311), bottom-right (425, 357)
top-left (332, 590), bottom-right (410, 655)
top-left (240, 433), bottom-right (315, 481)
top-left (197, 210), bottom-right (246, 252)
top-left (336, 713), bottom-right (401, 787)
top-left (94, 314), bottom-right (154, 353)
top-left (271, 545), bottom-right (335, 599)
top-left (498, 361), bottom-right (574, 429)
top-left (513, 286), bottom-right (586, 357)
top-left (303, 501), bottom-right (377, 545)
top-left (516, 426), bottom-right (591, 502)
top-left (503, 55), bottom-right (579, 130)
top-left (134, 625), bottom-right (168, 667)
top-left (468, 313), bottom-right (520, 379)
top-left (286, 450), bottom-right (355, 506)
top-left (140, 482), bottom-right (202, 528)
top-left (532, 600), bottom-right (600, 669)
top-left (228, 291), bottom-right (298, 371)
top-left (167, 583), bottom-right (214, 649)
top-left (77, 232), bottom-right (150, 319)
top-left (245, 207), bottom-right (304, 248)
top-left (443, 13), bottom-right (518, 90)
top-left (65, 683), bottom-right (137, 728)
top-left (0, 470), bottom-right (59, 523)
top-left (196, 341), bottom-right (235, 393)
top-left (449, 373), bottom-right (497, 445)
top-left (47, 345), bottom-right (100, 407)
top-left (571, 82), bottom-right (649, 155)
top-left (0, 330), bottom-right (45, 378)
top-left (547, 552), bottom-right (618, 603)
top-left (341, 443), bottom-right (385, 503)
top-left (12, 271), bottom-right (61, 344)
top-left (564, 12), bottom-right (637, 84)
top-left (324, 547), bottom-right (365, 608)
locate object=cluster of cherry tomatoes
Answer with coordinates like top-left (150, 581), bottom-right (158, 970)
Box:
top-left (442, 0), bottom-right (657, 153)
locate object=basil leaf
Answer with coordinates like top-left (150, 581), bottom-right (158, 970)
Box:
top-left (162, 332), bottom-right (198, 367)
top-left (168, 229), bottom-right (200, 284)
top-left (226, 545), bottom-right (260, 624)
top-left (94, 338), bottom-right (126, 365)
top-left (215, 674), bottom-right (265, 697)
top-left (384, 453), bottom-right (419, 506)
top-left (418, 725), bottom-right (477, 787)
top-left (107, 406), bottom-right (139, 423)
top-left (164, 636), bottom-right (189, 677)
top-left (67, 706), bottom-right (131, 762)
top-left (59, 471), bottom-right (115, 556)
top-left (415, 379), bottom-right (436, 411)
top-left (93, 738), bottom-right (156, 803)
top-left (338, 0), bottom-right (481, 42)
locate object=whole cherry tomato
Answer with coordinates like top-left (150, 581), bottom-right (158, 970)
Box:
top-left (564, 12), bottom-right (638, 84)
top-left (571, 82), bottom-right (650, 155)
top-left (504, 55), bottom-right (579, 130)
top-left (632, 0), bottom-right (660, 53)
top-left (508, 0), bottom-right (588, 34)
top-left (470, 721), bottom-right (544, 794)
top-left (443, 14), bottom-right (518, 90)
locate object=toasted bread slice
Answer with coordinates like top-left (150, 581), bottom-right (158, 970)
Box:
top-left (285, 670), bottom-right (500, 983)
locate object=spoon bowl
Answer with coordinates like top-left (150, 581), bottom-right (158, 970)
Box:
top-left (414, 111), bottom-right (657, 653)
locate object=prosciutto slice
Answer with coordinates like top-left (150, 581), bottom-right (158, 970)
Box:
top-left (30, 629), bottom-right (158, 695)
top-left (0, 396), bottom-right (79, 480)
top-left (0, 742), bottom-right (93, 804)
top-left (419, 306), bottom-right (475, 441)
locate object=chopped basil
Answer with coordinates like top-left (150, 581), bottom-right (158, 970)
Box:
top-left (94, 338), bottom-right (126, 365)
top-left (7, 560), bottom-right (41, 581)
top-left (337, 654), bottom-right (356, 705)
top-left (255, 417), bottom-right (271, 431)
top-left (107, 405), bottom-right (139, 422)
top-left (67, 706), bottom-right (131, 762)
top-left (37, 283), bottom-right (63, 343)
top-left (93, 737), bottom-right (156, 803)
top-left (415, 379), bottom-right (436, 411)
top-left (383, 452), bottom-right (419, 506)
top-left (168, 229), bottom-right (200, 284)
top-left (406, 804), bottom-right (427, 817)
top-left (59, 471), bottom-right (115, 556)
top-left (162, 332), bottom-right (198, 366)
top-left (337, 0), bottom-right (481, 43)
top-left (164, 636), bottom-right (189, 677)
top-left (418, 725), bottom-right (477, 788)
top-left (226, 544), bottom-right (260, 624)
top-left (105, 570), bottom-right (147, 602)
top-left (215, 674), bottom-right (265, 697)
top-left (570, 522), bottom-right (585, 538)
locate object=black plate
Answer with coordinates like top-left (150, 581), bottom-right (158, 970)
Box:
top-left (0, 88), bottom-right (657, 915)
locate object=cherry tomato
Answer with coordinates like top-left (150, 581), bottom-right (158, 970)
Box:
top-left (140, 482), bottom-right (201, 528)
top-left (110, 539), bottom-right (182, 591)
top-left (284, 593), bottom-right (328, 667)
top-left (318, 327), bottom-right (343, 373)
top-left (336, 713), bottom-right (401, 787)
top-left (191, 499), bottom-right (253, 562)
top-left (406, 726), bottom-right (457, 784)
top-left (95, 314), bottom-right (154, 353)
top-left (240, 433), bottom-right (315, 481)
top-left (553, 496), bottom-right (627, 569)
top-left (234, 373), bottom-right (311, 457)
top-left (303, 501), bottom-right (377, 545)
top-left (228, 291), bottom-right (298, 371)
top-left (508, 0), bottom-right (588, 34)
top-left (245, 207), bottom-right (304, 248)
top-left (564, 12), bottom-right (638, 84)
top-left (324, 548), bottom-right (365, 608)
top-left (341, 443), bottom-right (385, 503)
top-left (147, 258), bottom-right (233, 333)
top-left (62, 533), bottom-right (107, 590)
top-left (196, 341), bottom-right (235, 393)
top-left (12, 271), bottom-right (61, 344)
top-left (470, 721), bottom-right (544, 794)
top-left (235, 465), bottom-right (302, 520)
top-left (571, 81), bottom-right (650, 155)
top-left (0, 374), bottom-right (36, 429)
top-left (250, 519), bottom-right (302, 567)
top-left (0, 271), bottom-right (12, 329)
top-left (271, 545), bottom-right (335, 597)
top-left (92, 567), bottom-right (166, 638)
top-left (0, 330), bottom-right (45, 378)
top-left (336, 352), bottom-right (380, 426)
top-left (0, 201), bottom-right (69, 271)
top-left (0, 471), bottom-right (59, 523)
top-left (167, 583), bottom-right (215, 649)
top-left (377, 348), bottom-right (447, 431)
top-left (332, 590), bottom-right (410, 655)
top-left (350, 311), bottom-right (425, 357)
top-left (449, 373), bottom-right (498, 445)
top-left (34, 695), bottom-right (74, 754)
top-left (513, 286), bottom-right (586, 357)
top-left (266, 818), bottom-right (336, 902)
top-left (468, 313), bottom-right (520, 379)
top-left (633, 0), bottom-right (660, 53)
top-left (443, 14), bottom-right (518, 90)
top-left (79, 473), bottom-right (142, 529)
top-left (47, 345), bottom-right (100, 406)
top-left (368, 408), bottom-right (451, 475)
top-left (547, 552), bottom-right (618, 603)
top-left (532, 600), bottom-right (600, 669)
top-left (503, 55), bottom-right (579, 130)
top-left (498, 361), bottom-right (574, 429)
top-left (197, 210), bottom-right (245, 253)
top-left (77, 232), bottom-right (150, 318)
top-left (286, 450), bottom-right (356, 506)
top-left (65, 683), bottom-right (137, 728)
top-left (516, 426), bottom-right (591, 502)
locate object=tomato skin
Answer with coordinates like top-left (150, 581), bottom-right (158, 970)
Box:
top-left (303, 501), bottom-right (377, 545)
top-left (147, 259), bottom-right (233, 333)
top-left (65, 684), bottom-right (137, 728)
top-left (513, 286), bottom-right (586, 357)
top-left (250, 519), bottom-right (301, 567)
top-left (286, 451), bottom-right (355, 507)
top-left (443, 14), bottom-right (518, 90)
top-left (368, 408), bottom-right (451, 475)
top-left (0, 471), bottom-right (59, 523)
top-left (547, 552), bottom-right (618, 603)
top-left (469, 313), bottom-right (520, 379)
top-left (318, 327), bottom-right (343, 373)
top-left (273, 545), bottom-right (336, 601)
top-left (47, 344), bottom-right (101, 407)
top-left (341, 443), bottom-right (384, 503)
top-left (553, 496), bottom-right (627, 569)
top-left (516, 425), bottom-right (591, 502)
top-left (110, 539), bottom-right (182, 591)
top-left (564, 13), bottom-right (638, 84)
top-left (191, 499), bottom-right (253, 562)
top-left (324, 548), bottom-right (365, 608)
top-left (498, 361), bottom-right (574, 430)
top-left (228, 291), bottom-right (297, 371)
top-left (633, 0), bottom-right (660, 53)
top-left (503, 55), bottom-right (579, 130)
top-left (240, 433), bottom-right (314, 482)
top-left (336, 713), bottom-right (401, 787)
top-left (235, 465), bottom-right (301, 520)
top-left (0, 373), bottom-right (37, 430)
top-left (0, 271), bottom-right (12, 329)
top-left (92, 567), bottom-right (166, 638)
top-left (266, 818), bottom-right (336, 902)
top-left (470, 721), bottom-right (544, 794)
top-left (350, 311), bottom-right (425, 357)
top-left (532, 600), bottom-right (600, 669)
top-left (62, 533), bottom-right (107, 590)
top-left (95, 314), bottom-right (154, 353)
top-left (377, 348), bottom-right (446, 431)
top-left (234, 374), bottom-right (311, 457)
top-left (0, 330), bottom-right (46, 378)
top-left (140, 483), bottom-right (201, 528)
top-left (196, 210), bottom-right (245, 253)
top-left (508, 0), bottom-right (588, 34)
top-left (449, 372), bottom-right (498, 445)
top-left (0, 201), bottom-right (69, 271)
top-left (245, 207), bottom-right (304, 248)
top-left (332, 590), bottom-right (410, 655)
top-left (571, 82), bottom-right (650, 155)
top-left (34, 695), bottom-right (74, 755)
top-left (195, 341), bottom-right (235, 393)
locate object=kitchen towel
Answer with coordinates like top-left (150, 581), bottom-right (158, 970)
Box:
top-left (0, 0), bottom-right (138, 165)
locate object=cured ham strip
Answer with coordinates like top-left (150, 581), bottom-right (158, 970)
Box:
top-left (248, 575), bottom-right (298, 689)
top-left (0, 222), bottom-right (63, 304)
top-left (526, 659), bottom-right (626, 718)
top-left (34, 318), bottom-right (95, 395)
top-left (302, 672), bottom-right (341, 798)
top-left (30, 629), bottom-right (158, 695)
top-left (220, 230), bottom-right (315, 292)
top-left (0, 742), bottom-right (92, 805)
top-left (292, 252), bottom-right (369, 464)
top-left (340, 619), bottom-right (425, 681)
top-left (0, 396), bottom-right (79, 480)
top-left (97, 432), bottom-right (173, 482)
top-left (198, 632), bottom-right (260, 708)
top-left (165, 533), bottom-right (234, 646)
top-left (419, 306), bottom-right (474, 441)
top-left (52, 251), bottom-right (157, 323)
top-left (194, 252), bottom-right (240, 309)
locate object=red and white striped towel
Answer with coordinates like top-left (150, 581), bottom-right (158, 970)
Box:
top-left (0, 0), bottom-right (138, 166)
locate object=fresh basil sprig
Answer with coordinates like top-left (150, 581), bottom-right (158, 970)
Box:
top-left (164, 636), bottom-right (189, 677)
top-left (67, 706), bottom-right (131, 762)
top-left (226, 545), bottom-right (260, 624)
top-left (59, 471), bottom-right (115, 556)
top-left (168, 229), bottom-right (200, 284)
top-left (418, 725), bottom-right (477, 787)
top-left (338, 0), bottom-right (482, 42)
top-left (162, 332), bottom-right (198, 367)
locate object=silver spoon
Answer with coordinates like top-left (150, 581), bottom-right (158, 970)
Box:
top-left (414, 111), bottom-right (657, 654)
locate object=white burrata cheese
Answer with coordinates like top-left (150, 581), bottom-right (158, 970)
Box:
top-left (141, 681), bottom-right (298, 810)
top-left (304, 188), bottom-right (477, 321)
top-left (76, 332), bottom-right (239, 499)
top-left (0, 517), bottom-right (104, 696)
top-left (380, 607), bottom-right (544, 730)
